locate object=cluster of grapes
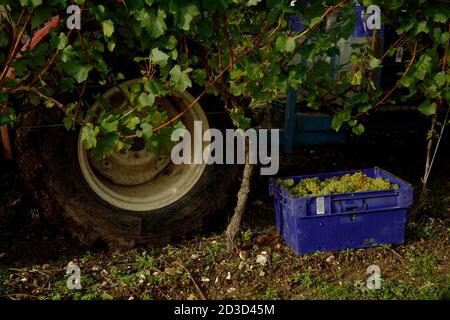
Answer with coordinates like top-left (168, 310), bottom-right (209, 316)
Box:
top-left (278, 172), bottom-right (399, 198)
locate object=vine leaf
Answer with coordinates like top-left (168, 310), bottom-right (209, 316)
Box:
top-left (80, 124), bottom-right (99, 150)
top-left (169, 65), bottom-right (193, 92)
top-left (275, 34), bottom-right (296, 53)
top-left (102, 20), bottom-right (114, 38)
top-left (419, 101), bottom-right (437, 116)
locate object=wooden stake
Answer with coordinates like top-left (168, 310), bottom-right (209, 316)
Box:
top-left (0, 126), bottom-right (13, 160)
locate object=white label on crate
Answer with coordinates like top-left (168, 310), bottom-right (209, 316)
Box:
top-left (316, 197), bottom-right (325, 215)
top-left (396, 47), bottom-right (404, 63)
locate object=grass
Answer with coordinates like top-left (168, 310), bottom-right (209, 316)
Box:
top-left (405, 249), bottom-right (438, 276)
top-left (0, 265), bottom-right (10, 296)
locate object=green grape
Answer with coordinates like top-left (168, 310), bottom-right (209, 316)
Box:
top-left (283, 172), bottom-right (399, 198)
top-left (278, 178), bottom-right (295, 189)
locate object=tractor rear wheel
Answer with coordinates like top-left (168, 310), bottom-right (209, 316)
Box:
top-left (15, 81), bottom-right (240, 247)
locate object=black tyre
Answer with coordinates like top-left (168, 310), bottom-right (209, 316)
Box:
top-left (15, 83), bottom-right (240, 247)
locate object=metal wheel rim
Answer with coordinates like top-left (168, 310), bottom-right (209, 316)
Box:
top-left (78, 79), bottom-right (208, 212)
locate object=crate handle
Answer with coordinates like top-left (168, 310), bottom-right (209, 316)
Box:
top-left (338, 199), bottom-right (367, 213)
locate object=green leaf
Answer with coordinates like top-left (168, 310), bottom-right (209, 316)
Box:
top-left (418, 101), bottom-right (437, 116)
top-left (125, 117), bottom-right (140, 130)
top-left (92, 133), bottom-right (119, 160)
top-left (434, 72), bottom-right (448, 87)
top-left (101, 293), bottom-right (113, 300)
top-left (198, 20), bottom-right (213, 38)
top-left (0, 92), bottom-right (8, 105)
top-left (351, 71), bottom-right (362, 86)
top-left (102, 20), bottom-right (115, 38)
top-left (169, 65), bottom-right (193, 92)
top-left (230, 81), bottom-right (246, 96)
top-left (150, 48), bottom-right (170, 67)
top-left (275, 34), bottom-right (296, 53)
top-left (413, 54), bottom-right (432, 81)
top-left (332, 110), bottom-right (351, 131)
top-left (247, 0), bottom-right (262, 6)
top-left (368, 58), bottom-right (382, 70)
top-left (0, 104), bottom-right (15, 126)
top-left (0, 36), bottom-right (8, 47)
top-left (140, 122), bottom-right (154, 140)
top-left (415, 21), bottom-right (429, 35)
top-left (193, 69), bottom-right (207, 85)
top-left (149, 9), bottom-right (167, 39)
top-left (400, 76), bottom-right (414, 88)
top-left (75, 65), bottom-right (93, 83)
top-left (63, 116), bottom-right (76, 131)
top-left (230, 108), bottom-right (251, 130)
top-left (177, 4), bottom-right (200, 31)
top-left (61, 45), bottom-right (75, 63)
top-left (56, 32), bottom-right (68, 50)
top-left (101, 119), bottom-right (119, 135)
top-left (80, 123), bottom-right (99, 150)
top-left (19, 0), bottom-right (42, 8)
top-left (352, 124), bottom-right (365, 135)
top-left (138, 92), bottom-right (155, 107)
top-left (107, 41), bottom-right (116, 52)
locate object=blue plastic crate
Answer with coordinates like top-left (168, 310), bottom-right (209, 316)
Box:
top-left (269, 167), bottom-right (413, 254)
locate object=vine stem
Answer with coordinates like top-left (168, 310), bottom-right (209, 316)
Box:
top-left (357, 40), bottom-right (418, 117)
top-left (226, 150), bottom-right (255, 250)
top-left (124, 65), bottom-right (232, 139)
top-left (420, 21), bottom-right (450, 199)
top-left (380, 33), bottom-right (407, 61)
top-left (292, 0), bottom-right (346, 41)
top-left (27, 87), bottom-right (76, 122)
top-left (0, 10), bottom-right (33, 87)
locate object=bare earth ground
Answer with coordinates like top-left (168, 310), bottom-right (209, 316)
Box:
top-left (0, 124), bottom-right (449, 300)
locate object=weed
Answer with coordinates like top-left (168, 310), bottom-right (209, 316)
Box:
top-left (262, 286), bottom-right (280, 300)
top-left (0, 266), bottom-right (10, 296)
top-left (405, 250), bottom-right (437, 276)
top-left (136, 253), bottom-right (157, 271)
top-left (206, 241), bottom-right (226, 260)
top-left (30, 208), bottom-right (40, 221)
top-left (332, 267), bottom-right (344, 279)
top-left (290, 272), bottom-right (314, 289)
top-left (242, 230), bottom-right (252, 244)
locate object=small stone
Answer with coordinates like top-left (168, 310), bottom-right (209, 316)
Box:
top-left (239, 251), bottom-right (248, 261)
top-left (226, 272), bottom-right (232, 280)
top-left (259, 270), bottom-right (266, 277)
top-left (164, 267), bottom-right (179, 276)
top-left (256, 255), bottom-right (268, 266)
top-left (227, 287), bottom-right (237, 294)
top-left (201, 277), bottom-right (210, 282)
top-left (20, 277), bottom-right (27, 282)
top-left (254, 200), bottom-right (264, 206)
top-left (128, 296), bottom-right (134, 300)
top-left (191, 254), bottom-right (199, 260)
